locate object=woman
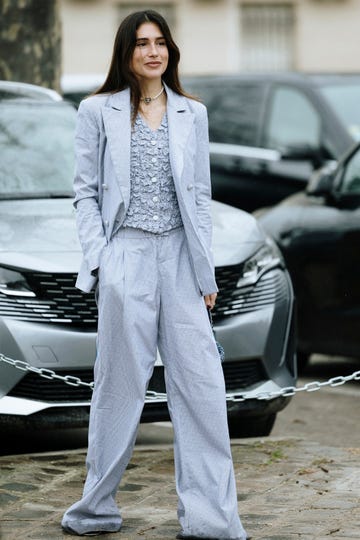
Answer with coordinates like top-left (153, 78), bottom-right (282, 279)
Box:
top-left (61, 10), bottom-right (248, 540)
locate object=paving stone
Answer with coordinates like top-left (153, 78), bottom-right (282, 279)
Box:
top-left (0, 492), bottom-right (19, 505)
top-left (118, 482), bottom-right (147, 491)
top-left (5, 508), bottom-right (53, 520)
top-left (257, 536), bottom-right (306, 540)
top-left (0, 482), bottom-right (38, 492)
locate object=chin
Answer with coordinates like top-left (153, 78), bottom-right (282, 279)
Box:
top-left (142, 72), bottom-right (164, 80)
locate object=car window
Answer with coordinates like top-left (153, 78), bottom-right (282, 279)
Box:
top-left (339, 148), bottom-right (360, 194)
top-left (320, 83), bottom-right (360, 141)
top-left (0, 101), bottom-right (75, 198)
top-left (264, 86), bottom-right (321, 151)
top-left (62, 92), bottom-right (84, 107)
top-left (184, 81), bottom-right (266, 146)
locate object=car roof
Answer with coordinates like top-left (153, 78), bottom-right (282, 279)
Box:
top-left (59, 72), bottom-right (360, 95)
top-left (182, 72), bottom-right (360, 88)
top-left (61, 73), bottom-right (105, 93)
top-left (0, 80), bottom-right (62, 101)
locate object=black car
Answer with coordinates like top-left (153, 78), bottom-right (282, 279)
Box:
top-left (63, 73), bottom-right (360, 212)
top-left (184, 73), bottom-right (360, 212)
top-left (256, 142), bottom-right (360, 368)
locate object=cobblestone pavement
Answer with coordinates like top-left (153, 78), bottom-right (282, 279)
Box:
top-left (0, 437), bottom-right (359, 540)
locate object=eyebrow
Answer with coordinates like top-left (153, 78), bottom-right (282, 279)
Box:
top-left (136, 36), bottom-right (165, 42)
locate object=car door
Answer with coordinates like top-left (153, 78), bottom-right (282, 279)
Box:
top-left (325, 145), bottom-right (360, 355)
top-left (291, 147), bottom-right (360, 357)
top-left (184, 79), bottom-right (276, 212)
top-left (260, 84), bottom-right (333, 197)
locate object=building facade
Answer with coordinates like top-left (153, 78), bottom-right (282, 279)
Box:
top-left (60, 0), bottom-right (360, 76)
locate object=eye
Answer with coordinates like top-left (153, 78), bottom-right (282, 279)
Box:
top-left (157, 41), bottom-right (167, 47)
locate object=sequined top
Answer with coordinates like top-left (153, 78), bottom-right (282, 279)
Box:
top-left (122, 112), bottom-right (183, 233)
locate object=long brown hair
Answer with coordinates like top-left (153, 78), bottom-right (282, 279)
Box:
top-left (94, 10), bottom-right (195, 122)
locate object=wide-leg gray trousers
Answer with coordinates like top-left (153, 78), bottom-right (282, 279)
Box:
top-left (62, 226), bottom-right (247, 539)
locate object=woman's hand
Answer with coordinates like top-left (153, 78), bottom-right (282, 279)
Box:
top-left (204, 292), bottom-right (217, 310)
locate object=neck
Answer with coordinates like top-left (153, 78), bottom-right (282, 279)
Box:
top-left (138, 78), bottom-right (163, 98)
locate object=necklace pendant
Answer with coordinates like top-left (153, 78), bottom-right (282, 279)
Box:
top-left (141, 86), bottom-right (164, 104)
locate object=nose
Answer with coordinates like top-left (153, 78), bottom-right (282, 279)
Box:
top-left (149, 42), bottom-right (159, 56)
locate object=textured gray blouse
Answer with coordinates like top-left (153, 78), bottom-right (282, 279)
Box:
top-left (122, 111), bottom-right (183, 233)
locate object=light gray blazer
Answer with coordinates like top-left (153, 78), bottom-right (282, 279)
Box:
top-left (73, 82), bottom-right (218, 296)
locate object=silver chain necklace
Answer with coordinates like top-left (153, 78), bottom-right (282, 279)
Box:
top-left (140, 85), bottom-right (165, 105)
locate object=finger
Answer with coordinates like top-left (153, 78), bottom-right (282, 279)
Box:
top-left (209, 293), bottom-right (217, 309)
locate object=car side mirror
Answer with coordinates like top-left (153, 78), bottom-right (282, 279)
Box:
top-left (306, 161), bottom-right (338, 196)
top-left (332, 192), bottom-right (360, 209)
top-left (281, 144), bottom-right (325, 168)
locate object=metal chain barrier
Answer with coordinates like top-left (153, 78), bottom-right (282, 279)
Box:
top-left (0, 351), bottom-right (359, 403)
top-left (226, 370), bottom-right (360, 402)
top-left (0, 352), bottom-right (166, 403)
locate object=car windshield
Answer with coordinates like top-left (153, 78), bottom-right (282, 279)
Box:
top-left (320, 83), bottom-right (360, 141)
top-left (0, 101), bottom-right (75, 199)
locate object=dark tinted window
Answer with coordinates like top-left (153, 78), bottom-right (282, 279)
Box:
top-left (184, 80), bottom-right (266, 146)
top-left (264, 86), bottom-right (321, 150)
top-left (62, 92), bottom-right (84, 107)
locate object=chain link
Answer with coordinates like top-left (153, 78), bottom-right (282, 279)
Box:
top-left (0, 352), bottom-right (359, 403)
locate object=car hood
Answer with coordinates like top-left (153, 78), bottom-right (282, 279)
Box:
top-left (212, 200), bottom-right (265, 265)
top-left (0, 199), bottom-right (81, 272)
top-left (0, 199), bottom-right (265, 272)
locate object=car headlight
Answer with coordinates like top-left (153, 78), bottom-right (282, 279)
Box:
top-left (0, 268), bottom-right (36, 297)
top-left (236, 237), bottom-right (284, 288)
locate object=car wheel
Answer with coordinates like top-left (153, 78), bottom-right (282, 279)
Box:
top-left (228, 413), bottom-right (276, 439)
top-left (297, 351), bottom-right (310, 374)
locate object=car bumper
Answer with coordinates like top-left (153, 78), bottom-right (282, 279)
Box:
top-left (0, 268), bottom-right (296, 428)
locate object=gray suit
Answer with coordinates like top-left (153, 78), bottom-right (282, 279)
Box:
top-left (74, 83), bottom-right (218, 297)
top-left (62, 85), bottom-right (247, 540)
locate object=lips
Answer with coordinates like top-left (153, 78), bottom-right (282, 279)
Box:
top-left (146, 62), bottom-right (161, 67)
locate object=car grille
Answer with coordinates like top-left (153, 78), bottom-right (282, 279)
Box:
top-left (8, 360), bottom-right (265, 403)
top-left (222, 359), bottom-right (265, 390)
top-left (0, 273), bottom-right (98, 328)
top-left (0, 267), bottom-right (286, 327)
top-left (9, 369), bottom-right (94, 402)
top-left (151, 361), bottom-right (266, 393)
top-left (213, 267), bottom-right (288, 322)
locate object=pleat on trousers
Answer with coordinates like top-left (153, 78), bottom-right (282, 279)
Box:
top-left (61, 225), bottom-right (247, 540)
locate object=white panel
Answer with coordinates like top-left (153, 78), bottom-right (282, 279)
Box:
top-left (241, 4), bottom-right (295, 71)
top-left (117, 3), bottom-right (176, 30)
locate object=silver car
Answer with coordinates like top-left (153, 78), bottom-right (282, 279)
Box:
top-left (0, 82), bottom-right (296, 438)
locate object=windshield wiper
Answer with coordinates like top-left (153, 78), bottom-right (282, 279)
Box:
top-left (49, 192), bottom-right (74, 198)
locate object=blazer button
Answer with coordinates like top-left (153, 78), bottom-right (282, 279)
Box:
top-left (102, 183), bottom-right (108, 190)
top-left (187, 184), bottom-right (194, 190)
top-left (105, 220), bottom-right (109, 227)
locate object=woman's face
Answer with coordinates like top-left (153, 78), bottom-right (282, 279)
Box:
top-left (131, 22), bottom-right (169, 82)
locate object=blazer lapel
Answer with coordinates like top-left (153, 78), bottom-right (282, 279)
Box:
top-left (165, 83), bottom-right (195, 188)
top-left (101, 84), bottom-right (195, 209)
top-left (101, 88), bottom-right (131, 209)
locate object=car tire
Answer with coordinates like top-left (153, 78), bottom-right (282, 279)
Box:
top-left (228, 413), bottom-right (276, 439)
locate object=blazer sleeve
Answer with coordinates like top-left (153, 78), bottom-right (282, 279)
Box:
top-left (194, 104), bottom-right (214, 264)
top-left (73, 99), bottom-right (107, 273)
